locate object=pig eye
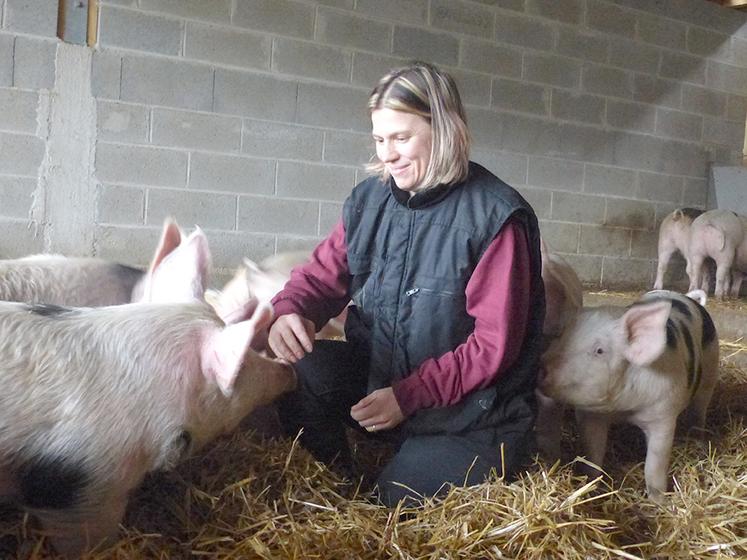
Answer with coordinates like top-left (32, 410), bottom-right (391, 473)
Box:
top-left (593, 346), bottom-right (605, 356)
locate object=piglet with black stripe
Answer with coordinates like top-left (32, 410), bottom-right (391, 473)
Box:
top-left (539, 290), bottom-right (719, 499)
top-left (0, 226), bottom-right (295, 556)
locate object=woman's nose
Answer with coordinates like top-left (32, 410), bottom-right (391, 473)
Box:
top-left (379, 142), bottom-right (397, 162)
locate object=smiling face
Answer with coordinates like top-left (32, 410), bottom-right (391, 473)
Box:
top-left (371, 108), bottom-right (433, 193)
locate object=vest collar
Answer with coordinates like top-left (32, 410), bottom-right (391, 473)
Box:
top-left (389, 178), bottom-right (456, 209)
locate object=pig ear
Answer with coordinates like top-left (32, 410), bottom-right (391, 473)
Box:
top-left (148, 218), bottom-right (183, 275)
top-left (145, 227), bottom-right (211, 303)
top-left (202, 302), bottom-right (275, 396)
top-left (619, 300), bottom-right (671, 366)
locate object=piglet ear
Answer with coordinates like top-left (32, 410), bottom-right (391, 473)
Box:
top-left (619, 300), bottom-right (671, 366)
top-left (145, 227), bottom-right (211, 304)
top-left (148, 218), bottom-right (183, 276)
top-left (202, 302), bottom-right (275, 396)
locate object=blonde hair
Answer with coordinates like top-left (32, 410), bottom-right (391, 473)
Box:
top-left (366, 61), bottom-right (471, 191)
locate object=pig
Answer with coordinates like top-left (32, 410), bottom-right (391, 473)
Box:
top-left (687, 209), bottom-right (747, 299)
top-left (539, 289), bottom-right (719, 499)
top-left (535, 239), bottom-right (584, 462)
top-left (0, 226), bottom-right (296, 556)
top-left (653, 208), bottom-right (705, 291)
top-left (0, 218), bottom-right (185, 307)
top-left (210, 251), bottom-right (346, 340)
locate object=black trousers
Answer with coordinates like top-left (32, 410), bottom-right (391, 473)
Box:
top-left (277, 340), bottom-right (534, 507)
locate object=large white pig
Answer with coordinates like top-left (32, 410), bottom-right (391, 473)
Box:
top-left (535, 239), bottom-right (584, 462)
top-left (539, 290), bottom-right (719, 499)
top-left (0, 226), bottom-right (295, 556)
top-left (653, 208), bottom-right (704, 291)
top-left (687, 209), bottom-right (747, 299)
top-left (0, 218), bottom-right (185, 306)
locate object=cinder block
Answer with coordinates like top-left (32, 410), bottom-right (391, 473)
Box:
top-left (579, 224), bottom-right (631, 256)
top-left (558, 252), bottom-right (603, 286)
top-left (232, 0), bottom-right (314, 39)
top-left (703, 116), bottom-right (744, 147)
top-left (243, 120), bottom-right (323, 161)
top-left (682, 84), bottom-right (726, 117)
top-left (5, 0), bottom-right (57, 37)
top-left (630, 228), bottom-right (658, 259)
top-left (446, 67), bottom-right (491, 107)
top-left (491, 78), bottom-right (548, 115)
top-left (96, 142), bottom-right (188, 187)
top-left (323, 130), bottom-right (374, 166)
top-left (551, 90), bottom-right (604, 125)
top-left (0, 132), bottom-right (44, 176)
top-left (655, 108), bottom-right (702, 142)
top-left (523, 52), bottom-right (581, 89)
top-left (147, 187), bottom-right (237, 229)
top-left (555, 28), bottom-right (608, 63)
top-left (608, 37), bottom-right (660, 75)
top-left (609, 130), bottom-right (707, 178)
top-left (355, 0), bottom-right (427, 24)
top-left (536, 220), bottom-right (579, 253)
top-left (551, 191), bottom-right (605, 224)
top-left (316, 8), bottom-right (391, 53)
top-left (319, 202), bottom-right (343, 236)
top-left (204, 229), bottom-right (275, 272)
top-left (515, 186), bottom-right (551, 219)
top-left (214, 69), bottom-right (298, 121)
top-left (96, 183), bottom-right (144, 224)
top-left (633, 75), bottom-right (682, 109)
top-left (604, 198), bottom-right (655, 230)
top-left (637, 13), bottom-right (687, 51)
top-left (392, 25), bottom-right (459, 66)
top-left (638, 172), bottom-right (683, 204)
top-left (459, 39), bottom-right (521, 77)
top-left (0, 175), bottom-right (35, 218)
top-left (185, 22), bottom-right (270, 70)
top-left (471, 149), bottom-right (528, 187)
top-left (314, 0), bottom-right (354, 8)
top-left (682, 177), bottom-right (707, 207)
top-left (97, 100), bottom-right (149, 143)
top-left (0, 35), bottom-right (13, 87)
top-left (91, 50), bottom-right (122, 100)
top-left (601, 256), bottom-right (653, 289)
top-left (707, 61), bottom-right (747, 98)
top-left (238, 195), bottom-right (319, 235)
top-left (493, 12), bottom-right (554, 51)
top-left (296, 82), bottom-right (369, 132)
top-left (14, 36), bottom-right (56, 90)
top-left (0, 88), bottom-right (38, 133)
top-left (586, 0), bottom-right (636, 40)
top-left (687, 27), bottom-right (731, 61)
top-left (351, 52), bottom-right (408, 88)
top-left (726, 94), bottom-right (747, 122)
top-left (430, 0), bottom-right (494, 39)
top-left (0, 218), bottom-right (43, 256)
top-left (584, 163), bottom-right (636, 197)
top-left (660, 51), bottom-right (706, 85)
top-left (731, 38), bottom-right (747, 67)
top-left (527, 156), bottom-right (584, 191)
top-left (606, 100), bottom-right (656, 133)
top-left (276, 161), bottom-right (356, 202)
top-left (189, 152), bottom-right (275, 195)
top-left (99, 5), bottom-right (182, 55)
top-left (526, 0), bottom-right (583, 24)
top-left (94, 224), bottom-right (166, 266)
top-left (272, 38), bottom-right (352, 83)
top-left (121, 55), bottom-right (213, 111)
top-left (582, 64), bottom-right (634, 99)
top-left (152, 108), bottom-right (242, 152)
top-left (139, 0), bottom-right (231, 23)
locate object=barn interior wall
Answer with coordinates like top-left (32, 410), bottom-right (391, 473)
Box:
top-left (0, 0), bottom-right (745, 289)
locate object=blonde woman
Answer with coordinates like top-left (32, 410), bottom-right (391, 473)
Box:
top-left (268, 61), bottom-right (545, 506)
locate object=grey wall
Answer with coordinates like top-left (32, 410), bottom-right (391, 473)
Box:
top-left (0, 0), bottom-right (746, 288)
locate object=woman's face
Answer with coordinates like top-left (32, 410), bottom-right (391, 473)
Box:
top-left (371, 108), bottom-right (432, 193)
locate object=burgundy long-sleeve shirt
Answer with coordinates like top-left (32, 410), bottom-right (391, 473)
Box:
top-left (271, 216), bottom-right (531, 417)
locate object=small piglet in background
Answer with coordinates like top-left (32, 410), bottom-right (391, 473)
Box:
top-left (0, 224), bottom-right (295, 556)
top-left (0, 218), bottom-right (188, 307)
top-left (539, 289), bottom-right (719, 499)
top-left (687, 209), bottom-right (747, 299)
top-left (653, 208), bottom-right (704, 292)
top-left (535, 238), bottom-right (584, 462)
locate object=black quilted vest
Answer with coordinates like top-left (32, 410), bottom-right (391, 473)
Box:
top-left (343, 162), bottom-right (545, 434)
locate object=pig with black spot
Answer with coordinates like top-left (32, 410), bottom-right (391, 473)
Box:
top-left (539, 289), bottom-right (719, 500)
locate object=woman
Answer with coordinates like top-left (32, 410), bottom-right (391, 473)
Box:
top-left (268, 61), bottom-right (545, 506)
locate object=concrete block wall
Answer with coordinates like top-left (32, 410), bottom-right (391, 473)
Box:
top-left (0, 0), bottom-right (746, 289)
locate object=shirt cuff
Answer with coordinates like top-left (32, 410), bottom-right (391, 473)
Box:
top-left (392, 373), bottom-right (437, 417)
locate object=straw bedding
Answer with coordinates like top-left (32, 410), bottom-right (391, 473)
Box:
top-left (1, 293), bottom-right (746, 559)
